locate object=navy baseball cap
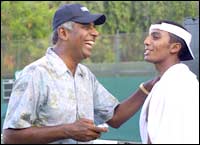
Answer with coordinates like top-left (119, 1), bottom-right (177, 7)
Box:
top-left (52, 3), bottom-right (106, 31)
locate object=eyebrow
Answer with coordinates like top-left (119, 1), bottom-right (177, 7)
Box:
top-left (150, 31), bottom-right (162, 37)
top-left (151, 31), bottom-right (161, 36)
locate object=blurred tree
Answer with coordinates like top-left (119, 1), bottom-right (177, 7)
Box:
top-left (1, 1), bottom-right (199, 76)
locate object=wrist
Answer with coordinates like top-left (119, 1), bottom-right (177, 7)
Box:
top-left (60, 124), bottom-right (72, 139)
top-left (139, 82), bottom-right (150, 95)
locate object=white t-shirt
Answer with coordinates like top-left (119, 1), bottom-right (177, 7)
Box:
top-left (140, 63), bottom-right (199, 144)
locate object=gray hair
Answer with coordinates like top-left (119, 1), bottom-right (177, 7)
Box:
top-left (52, 21), bottom-right (74, 45)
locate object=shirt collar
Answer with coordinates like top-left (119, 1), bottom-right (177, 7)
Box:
top-left (46, 47), bottom-right (85, 77)
top-left (76, 64), bottom-right (86, 78)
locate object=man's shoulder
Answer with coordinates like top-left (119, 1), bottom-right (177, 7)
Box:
top-left (21, 56), bottom-right (48, 76)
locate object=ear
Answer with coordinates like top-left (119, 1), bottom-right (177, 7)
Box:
top-left (170, 43), bottom-right (181, 54)
top-left (57, 27), bottom-right (69, 41)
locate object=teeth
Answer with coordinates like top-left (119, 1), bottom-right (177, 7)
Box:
top-left (144, 50), bottom-right (150, 55)
top-left (86, 41), bottom-right (94, 45)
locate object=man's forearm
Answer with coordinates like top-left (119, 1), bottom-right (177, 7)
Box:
top-left (107, 88), bottom-right (147, 128)
top-left (3, 125), bottom-right (68, 144)
top-left (107, 77), bottom-right (159, 128)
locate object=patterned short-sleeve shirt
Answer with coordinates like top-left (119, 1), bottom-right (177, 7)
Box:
top-left (3, 47), bottom-right (119, 144)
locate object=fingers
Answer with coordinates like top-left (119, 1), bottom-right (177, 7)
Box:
top-left (82, 132), bottom-right (101, 142)
top-left (78, 118), bottom-right (108, 132)
top-left (96, 124), bottom-right (109, 132)
top-left (93, 126), bottom-right (108, 133)
top-left (79, 126), bottom-right (102, 141)
top-left (72, 118), bottom-right (109, 141)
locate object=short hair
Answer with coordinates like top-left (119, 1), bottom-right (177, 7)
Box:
top-left (155, 20), bottom-right (189, 60)
top-left (52, 21), bottom-right (74, 45)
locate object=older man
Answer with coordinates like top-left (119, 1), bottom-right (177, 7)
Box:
top-left (3, 3), bottom-right (157, 144)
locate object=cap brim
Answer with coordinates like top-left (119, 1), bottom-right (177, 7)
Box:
top-left (72, 14), bottom-right (106, 25)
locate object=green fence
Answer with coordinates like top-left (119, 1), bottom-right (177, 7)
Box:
top-left (98, 76), bottom-right (153, 142)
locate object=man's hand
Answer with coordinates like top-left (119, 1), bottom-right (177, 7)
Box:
top-left (63, 118), bottom-right (108, 142)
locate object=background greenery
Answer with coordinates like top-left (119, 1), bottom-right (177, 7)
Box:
top-left (1, 1), bottom-right (199, 142)
top-left (1, 1), bottom-right (199, 76)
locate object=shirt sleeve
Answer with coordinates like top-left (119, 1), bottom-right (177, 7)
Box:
top-left (3, 68), bottom-right (44, 129)
top-left (92, 76), bottom-right (119, 125)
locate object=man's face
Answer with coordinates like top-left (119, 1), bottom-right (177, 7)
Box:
top-left (68, 22), bottom-right (99, 60)
top-left (143, 29), bottom-right (172, 63)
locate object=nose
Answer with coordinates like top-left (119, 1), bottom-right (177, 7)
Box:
top-left (91, 27), bottom-right (99, 37)
top-left (144, 35), bottom-right (150, 46)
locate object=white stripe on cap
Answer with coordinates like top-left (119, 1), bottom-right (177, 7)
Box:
top-left (80, 7), bottom-right (89, 12)
top-left (149, 22), bottom-right (194, 59)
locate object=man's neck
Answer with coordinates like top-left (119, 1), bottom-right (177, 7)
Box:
top-left (53, 46), bottom-right (79, 76)
top-left (155, 59), bottom-right (180, 76)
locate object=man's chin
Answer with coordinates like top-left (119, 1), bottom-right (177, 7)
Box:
top-left (83, 54), bottom-right (91, 59)
top-left (144, 57), bottom-right (153, 63)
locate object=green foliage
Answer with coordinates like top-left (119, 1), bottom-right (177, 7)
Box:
top-left (1, 1), bottom-right (199, 76)
top-left (89, 35), bottom-right (116, 63)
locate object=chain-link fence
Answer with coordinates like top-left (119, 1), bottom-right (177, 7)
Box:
top-left (1, 32), bottom-right (149, 78)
